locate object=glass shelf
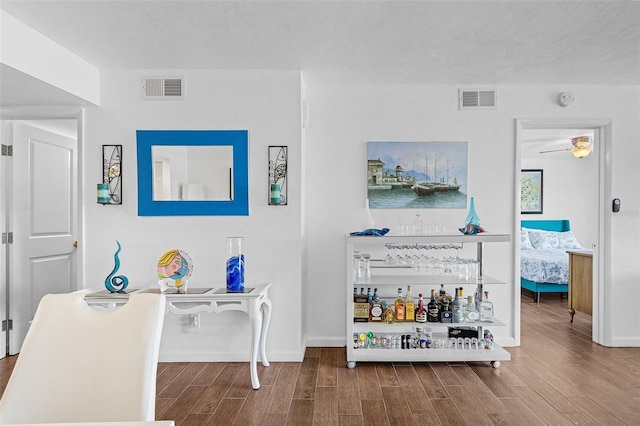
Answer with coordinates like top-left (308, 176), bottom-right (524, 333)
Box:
top-left (351, 274), bottom-right (505, 286)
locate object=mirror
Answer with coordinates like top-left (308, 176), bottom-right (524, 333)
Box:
top-left (137, 130), bottom-right (249, 216)
top-left (152, 145), bottom-right (233, 201)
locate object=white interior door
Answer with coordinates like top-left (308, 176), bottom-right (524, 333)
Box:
top-left (9, 121), bottom-right (78, 354)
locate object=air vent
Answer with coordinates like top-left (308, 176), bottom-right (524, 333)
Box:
top-left (459, 89), bottom-right (497, 110)
top-left (142, 76), bottom-right (185, 100)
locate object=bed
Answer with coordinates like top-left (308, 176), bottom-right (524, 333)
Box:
top-left (520, 220), bottom-right (583, 302)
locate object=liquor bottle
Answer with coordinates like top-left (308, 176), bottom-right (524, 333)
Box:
top-left (383, 301), bottom-right (395, 324)
top-left (437, 284), bottom-right (451, 312)
top-left (439, 297), bottom-right (452, 323)
top-left (479, 290), bottom-right (494, 322)
top-left (369, 288), bottom-right (383, 322)
top-left (405, 285), bottom-right (415, 321)
top-left (367, 287), bottom-right (372, 303)
top-left (353, 287), bottom-right (370, 323)
top-left (459, 288), bottom-right (467, 311)
top-left (465, 295), bottom-right (479, 323)
top-left (394, 287), bottom-right (406, 321)
top-left (427, 289), bottom-right (439, 323)
top-left (451, 288), bottom-right (463, 323)
top-left (439, 283), bottom-right (447, 297)
top-left (415, 293), bottom-right (427, 323)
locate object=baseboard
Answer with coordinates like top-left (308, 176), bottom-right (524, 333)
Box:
top-left (159, 349), bottom-right (306, 362)
top-left (495, 337), bottom-right (516, 347)
top-left (602, 336), bottom-right (640, 347)
top-left (304, 336), bottom-right (346, 347)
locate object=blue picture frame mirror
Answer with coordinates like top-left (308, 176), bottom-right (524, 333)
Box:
top-left (137, 130), bottom-right (249, 216)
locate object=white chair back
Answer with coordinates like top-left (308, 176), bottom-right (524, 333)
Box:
top-left (0, 292), bottom-right (166, 424)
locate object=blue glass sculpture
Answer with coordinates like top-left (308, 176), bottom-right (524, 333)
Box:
top-left (459, 197), bottom-right (484, 235)
top-left (105, 240), bottom-right (129, 293)
top-left (465, 197), bottom-right (481, 226)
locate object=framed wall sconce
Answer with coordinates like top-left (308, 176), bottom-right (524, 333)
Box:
top-left (268, 146), bottom-right (287, 205)
top-left (99, 145), bottom-right (122, 205)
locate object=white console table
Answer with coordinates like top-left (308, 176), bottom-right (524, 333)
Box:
top-left (84, 283), bottom-right (272, 389)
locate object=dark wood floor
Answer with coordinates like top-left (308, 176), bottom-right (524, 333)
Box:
top-left (2, 291), bottom-right (639, 425)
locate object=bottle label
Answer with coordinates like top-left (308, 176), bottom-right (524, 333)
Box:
top-left (405, 303), bottom-right (415, 321)
top-left (480, 307), bottom-right (493, 322)
top-left (427, 308), bottom-right (439, 322)
top-left (370, 304), bottom-right (383, 321)
top-left (354, 302), bottom-right (370, 322)
top-left (440, 311), bottom-right (453, 323)
top-left (395, 306), bottom-right (405, 321)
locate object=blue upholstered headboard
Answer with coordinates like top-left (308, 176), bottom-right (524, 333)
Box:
top-left (521, 219), bottom-right (570, 232)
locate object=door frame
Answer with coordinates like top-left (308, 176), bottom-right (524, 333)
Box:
top-left (514, 118), bottom-right (611, 346)
top-left (0, 106), bottom-right (85, 354)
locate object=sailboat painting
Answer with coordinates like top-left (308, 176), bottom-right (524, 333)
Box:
top-left (367, 141), bottom-right (468, 209)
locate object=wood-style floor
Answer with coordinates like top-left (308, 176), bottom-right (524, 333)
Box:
top-left (1, 291), bottom-right (639, 425)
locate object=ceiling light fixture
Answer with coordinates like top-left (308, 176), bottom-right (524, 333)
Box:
top-left (570, 136), bottom-right (593, 158)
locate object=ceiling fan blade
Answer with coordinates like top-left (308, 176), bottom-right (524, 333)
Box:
top-left (539, 148), bottom-right (571, 154)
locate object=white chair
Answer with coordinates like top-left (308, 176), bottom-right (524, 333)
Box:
top-left (0, 292), bottom-right (166, 424)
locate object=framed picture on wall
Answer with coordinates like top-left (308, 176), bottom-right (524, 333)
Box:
top-left (367, 141), bottom-right (468, 209)
top-left (521, 169), bottom-right (543, 214)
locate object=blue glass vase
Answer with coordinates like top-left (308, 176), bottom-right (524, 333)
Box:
top-left (465, 197), bottom-right (481, 226)
top-left (226, 237), bottom-right (245, 293)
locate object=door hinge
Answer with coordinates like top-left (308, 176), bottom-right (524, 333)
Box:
top-left (2, 232), bottom-right (13, 244)
top-left (1, 144), bottom-right (13, 156)
top-left (1, 319), bottom-right (12, 332)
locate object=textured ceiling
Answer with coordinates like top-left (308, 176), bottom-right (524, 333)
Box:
top-left (1, 0), bottom-right (639, 86)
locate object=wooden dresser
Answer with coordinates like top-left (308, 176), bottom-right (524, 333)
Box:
top-left (567, 249), bottom-right (593, 322)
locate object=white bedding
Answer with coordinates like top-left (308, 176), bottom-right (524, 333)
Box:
top-left (520, 227), bottom-right (583, 284)
top-left (520, 249), bottom-right (569, 284)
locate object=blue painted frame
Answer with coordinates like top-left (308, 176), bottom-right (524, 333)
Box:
top-left (137, 130), bottom-right (249, 216)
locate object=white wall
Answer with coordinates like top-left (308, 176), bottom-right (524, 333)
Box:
top-left (303, 84), bottom-right (640, 348)
top-left (6, 67), bottom-right (640, 356)
top-left (520, 157), bottom-right (598, 247)
top-left (83, 69), bottom-right (306, 361)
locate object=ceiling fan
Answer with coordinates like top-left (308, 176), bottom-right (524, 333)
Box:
top-left (539, 136), bottom-right (593, 159)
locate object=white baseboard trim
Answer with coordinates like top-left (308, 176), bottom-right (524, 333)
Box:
top-left (603, 336), bottom-right (640, 347)
top-left (159, 349), bottom-right (306, 363)
top-left (304, 337), bottom-right (346, 347)
top-left (495, 337), bottom-right (516, 347)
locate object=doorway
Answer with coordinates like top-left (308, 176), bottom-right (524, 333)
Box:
top-left (0, 107), bottom-right (84, 356)
top-left (515, 118), bottom-right (611, 346)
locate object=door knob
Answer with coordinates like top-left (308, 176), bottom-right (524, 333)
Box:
top-left (73, 241), bottom-right (78, 248)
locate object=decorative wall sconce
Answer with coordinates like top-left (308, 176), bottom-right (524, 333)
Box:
top-left (98, 145), bottom-right (122, 204)
top-left (268, 146), bottom-right (287, 205)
